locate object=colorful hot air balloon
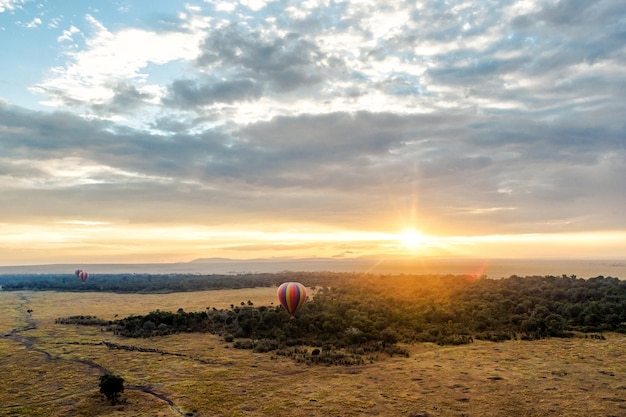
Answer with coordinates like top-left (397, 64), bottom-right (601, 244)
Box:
top-left (277, 282), bottom-right (307, 317)
top-left (74, 269), bottom-right (82, 278)
top-left (78, 270), bottom-right (89, 283)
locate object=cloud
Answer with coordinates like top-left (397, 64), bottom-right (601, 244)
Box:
top-left (57, 25), bottom-right (80, 42)
top-left (0, 0), bottom-right (27, 13)
top-left (240, 0), bottom-right (269, 12)
top-left (25, 0), bottom-right (626, 122)
top-left (195, 25), bottom-right (333, 92)
top-left (163, 78), bottom-right (263, 108)
top-left (2, 96), bottom-right (624, 236)
top-left (539, 0), bottom-right (604, 26)
top-left (91, 82), bottom-right (155, 114)
top-left (32, 14), bottom-right (205, 111)
top-left (24, 16), bottom-right (40, 28)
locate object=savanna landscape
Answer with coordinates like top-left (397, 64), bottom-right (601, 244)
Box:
top-left (2, 272), bottom-right (626, 417)
top-left (3, 1), bottom-right (626, 416)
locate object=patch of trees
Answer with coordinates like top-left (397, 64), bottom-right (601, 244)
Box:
top-left (0, 271), bottom-right (341, 293)
top-left (68, 274), bottom-right (626, 364)
top-left (55, 315), bottom-right (110, 326)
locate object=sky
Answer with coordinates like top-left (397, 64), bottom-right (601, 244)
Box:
top-left (1, 0), bottom-right (625, 265)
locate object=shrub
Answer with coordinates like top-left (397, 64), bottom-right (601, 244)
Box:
top-left (99, 373), bottom-right (124, 405)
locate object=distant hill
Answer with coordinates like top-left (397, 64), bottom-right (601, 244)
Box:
top-left (0, 257), bottom-right (625, 278)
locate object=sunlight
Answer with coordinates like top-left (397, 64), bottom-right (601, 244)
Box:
top-left (398, 228), bottom-right (426, 250)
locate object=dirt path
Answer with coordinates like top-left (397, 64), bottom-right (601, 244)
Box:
top-left (127, 384), bottom-right (187, 415)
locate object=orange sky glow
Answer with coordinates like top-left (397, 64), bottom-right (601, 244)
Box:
top-left (2, 221), bottom-right (625, 266)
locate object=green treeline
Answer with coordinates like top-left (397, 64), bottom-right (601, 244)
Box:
top-left (57, 273), bottom-right (626, 364)
top-left (55, 315), bottom-right (110, 326)
top-left (0, 272), bottom-right (340, 293)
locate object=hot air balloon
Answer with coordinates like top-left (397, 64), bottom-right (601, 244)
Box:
top-left (74, 269), bottom-right (82, 278)
top-left (78, 270), bottom-right (89, 283)
top-left (277, 282), bottom-right (307, 317)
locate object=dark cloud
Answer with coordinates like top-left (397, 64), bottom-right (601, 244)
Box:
top-left (378, 0), bottom-right (626, 120)
top-left (194, 25), bottom-right (337, 90)
top-left (149, 116), bottom-right (194, 134)
top-left (0, 104), bottom-right (110, 158)
top-left (162, 78), bottom-right (263, 108)
top-left (539, 0), bottom-right (601, 26)
top-left (2, 95), bottom-right (626, 234)
top-left (92, 82), bottom-right (153, 114)
top-left (161, 24), bottom-right (346, 110)
top-left (514, 1), bottom-right (626, 64)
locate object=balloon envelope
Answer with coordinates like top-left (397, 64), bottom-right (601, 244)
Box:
top-left (277, 282), bottom-right (307, 316)
top-left (74, 269), bottom-right (82, 277)
top-left (78, 271), bottom-right (89, 283)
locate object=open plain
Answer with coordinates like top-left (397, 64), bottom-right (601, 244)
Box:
top-left (1, 289), bottom-right (625, 417)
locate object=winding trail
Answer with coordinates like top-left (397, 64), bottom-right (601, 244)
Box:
top-left (3, 292), bottom-right (187, 417)
top-left (127, 384), bottom-right (186, 414)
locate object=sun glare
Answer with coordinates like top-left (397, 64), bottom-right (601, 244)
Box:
top-left (398, 228), bottom-right (426, 250)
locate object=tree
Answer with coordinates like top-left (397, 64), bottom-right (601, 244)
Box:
top-left (99, 373), bottom-right (124, 405)
top-left (380, 328), bottom-right (399, 348)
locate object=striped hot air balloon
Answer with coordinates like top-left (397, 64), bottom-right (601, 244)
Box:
top-left (78, 270), bottom-right (89, 283)
top-left (277, 282), bottom-right (307, 317)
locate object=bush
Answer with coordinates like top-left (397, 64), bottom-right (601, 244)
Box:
top-left (99, 373), bottom-right (124, 405)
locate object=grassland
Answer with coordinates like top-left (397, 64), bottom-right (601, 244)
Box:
top-left (1, 289), bottom-right (625, 417)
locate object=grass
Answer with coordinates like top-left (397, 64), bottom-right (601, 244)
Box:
top-left (1, 289), bottom-right (626, 416)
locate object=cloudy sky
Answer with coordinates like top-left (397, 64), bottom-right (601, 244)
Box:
top-left (1, 0), bottom-right (625, 265)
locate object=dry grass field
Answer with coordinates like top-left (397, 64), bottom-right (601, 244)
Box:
top-left (2, 289), bottom-right (626, 417)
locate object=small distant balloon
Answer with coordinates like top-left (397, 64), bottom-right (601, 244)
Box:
top-left (78, 270), bottom-right (89, 283)
top-left (277, 282), bottom-right (307, 317)
top-left (74, 269), bottom-right (82, 278)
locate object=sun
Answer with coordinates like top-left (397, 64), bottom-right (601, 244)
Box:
top-left (398, 228), bottom-right (426, 250)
